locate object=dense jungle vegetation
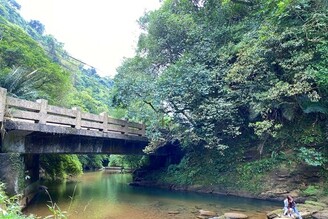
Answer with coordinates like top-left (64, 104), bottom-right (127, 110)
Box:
top-left (112, 0), bottom-right (328, 196)
top-left (0, 0), bottom-right (328, 213)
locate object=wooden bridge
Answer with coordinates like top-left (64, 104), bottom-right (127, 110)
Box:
top-left (0, 87), bottom-right (148, 154)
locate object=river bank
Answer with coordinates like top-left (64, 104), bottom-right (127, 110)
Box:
top-left (130, 180), bottom-right (328, 218)
top-left (130, 158), bottom-right (328, 219)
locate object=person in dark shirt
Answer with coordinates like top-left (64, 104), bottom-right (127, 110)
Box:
top-left (284, 195), bottom-right (302, 219)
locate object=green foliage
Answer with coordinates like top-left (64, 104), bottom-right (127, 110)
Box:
top-left (0, 183), bottom-right (35, 218)
top-left (43, 187), bottom-right (68, 219)
top-left (78, 155), bottom-right (109, 170)
top-left (40, 155), bottom-right (83, 180)
top-left (109, 155), bottom-right (149, 169)
top-left (298, 147), bottom-right (327, 167)
top-left (0, 21), bottom-right (71, 103)
top-left (28, 20), bottom-right (45, 35)
top-left (68, 67), bottom-right (113, 114)
top-left (1, 0), bottom-right (328, 195)
top-left (0, 0), bottom-right (118, 181)
top-left (45, 203), bottom-right (67, 219)
top-left (0, 67), bottom-right (41, 100)
top-left (162, 157), bottom-right (200, 185)
top-left (301, 185), bottom-right (321, 197)
top-left (114, 0), bottom-right (328, 175)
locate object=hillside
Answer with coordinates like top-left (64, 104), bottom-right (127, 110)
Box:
top-left (0, 0), bottom-right (114, 113)
top-left (0, 0), bottom-right (120, 177)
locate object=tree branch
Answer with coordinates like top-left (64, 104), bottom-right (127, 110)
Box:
top-left (169, 101), bottom-right (196, 127)
top-left (231, 0), bottom-right (254, 6)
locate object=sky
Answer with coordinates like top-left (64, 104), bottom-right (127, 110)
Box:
top-left (16, 0), bottom-right (161, 77)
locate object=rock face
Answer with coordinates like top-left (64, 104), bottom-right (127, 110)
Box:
top-left (224, 212), bottom-right (248, 219)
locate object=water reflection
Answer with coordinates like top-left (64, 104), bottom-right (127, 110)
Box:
top-left (25, 171), bottom-right (280, 219)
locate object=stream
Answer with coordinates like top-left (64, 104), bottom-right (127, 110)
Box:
top-left (24, 171), bottom-right (281, 218)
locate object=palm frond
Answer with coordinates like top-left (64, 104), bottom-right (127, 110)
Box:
top-left (0, 67), bottom-right (42, 100)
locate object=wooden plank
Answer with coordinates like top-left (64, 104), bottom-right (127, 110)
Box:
top-left (48, 105), bottom-right (76, 117)
top-left (46, 115), bottom-right (76, 126)
top-left (6, 109), bottom-right (39, 121)
top-left (81, 112), bottom-right (103, 122)
top-left (81, 120), bottom-right (103, 130)
top-left (7, 97), bottom-right (40, 111)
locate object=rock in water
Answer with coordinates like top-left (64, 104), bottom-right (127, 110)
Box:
top-left (168, 210), bottom-right (180, 215)
top-left (267, 213), bottom-right (279, 219)
top-left (199, 210), bottom-right (217, 217)
top-left (224, 212), bottom-right (248, 219)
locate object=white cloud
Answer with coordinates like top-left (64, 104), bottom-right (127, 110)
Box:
top-left (17, 0), bottom-right (161, 77)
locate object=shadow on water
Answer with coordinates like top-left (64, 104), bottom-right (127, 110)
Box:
top-left (24, 171), bottom-right (281, 219)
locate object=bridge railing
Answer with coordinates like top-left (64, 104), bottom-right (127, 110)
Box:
top-left (0, 87), bottom-right (145, 136)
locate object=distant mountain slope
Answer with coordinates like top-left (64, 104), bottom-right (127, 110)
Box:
top-left (0, 0), bottom-right (114, 113)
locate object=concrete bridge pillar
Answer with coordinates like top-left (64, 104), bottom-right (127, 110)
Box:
top-left (22, 154), bottom-right (40, 206)
top-left (0, 153), bottom-right (40, 196)
top-left (0, 153), bottom-right (40, 207)
top-left (0, 87), bottom-right (6, 122)
top-left (0, 153), bottom-right (25, 195)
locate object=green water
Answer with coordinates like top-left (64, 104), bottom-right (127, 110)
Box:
top-left (24, 171), bottom-right (281, 218)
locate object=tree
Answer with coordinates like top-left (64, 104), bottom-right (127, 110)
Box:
top-left (113, 0), bottom-right (328, 158)
top-left (28, 20), bottom-right (45, 35)
top-left (8, 0), bottom-right (21, 10)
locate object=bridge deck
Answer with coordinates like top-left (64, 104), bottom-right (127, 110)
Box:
top-left (0, 87), bottom-right (145, 137)
top-left (0, 87), bottom-right (148, 154)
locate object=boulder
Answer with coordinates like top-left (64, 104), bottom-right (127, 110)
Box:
top-left (267, 212), bottom-right (279, 219)
top-left (313, 210), bottom-right (328, 219)
top-left (267, 209), bottom-right (283, 219)
top-left (301, 211), bottom-right (316, 219)
top-left (224, 212), bottom-right (248, 219)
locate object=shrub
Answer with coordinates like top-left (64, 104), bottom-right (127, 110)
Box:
top-left (301, 185), bottom-right (321, 197)
top-left (0, 183), bottom-right (35, 218)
